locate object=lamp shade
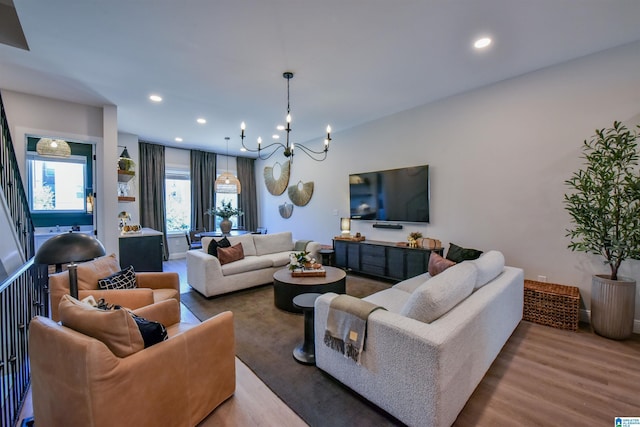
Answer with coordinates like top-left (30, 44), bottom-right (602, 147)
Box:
top-left (36, 138), bottom-right (71, 158)
top-left (340, 217), bottom-right (351, 234)
top-left (35, 232), bottom-right (106, 266)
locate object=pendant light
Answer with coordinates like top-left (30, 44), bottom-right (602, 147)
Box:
top-left (215, 137), bottom-right (242, 194)
top-left (36, 138), bottom-right (71, 158)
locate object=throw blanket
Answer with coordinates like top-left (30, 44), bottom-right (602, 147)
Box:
top-left (294, 240), bottom-right (312, 252)
top-left (324, 295), bottom-right (385, 364)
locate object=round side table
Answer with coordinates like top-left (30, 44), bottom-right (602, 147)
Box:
top-left (292, 293), bottom-right (322, 365)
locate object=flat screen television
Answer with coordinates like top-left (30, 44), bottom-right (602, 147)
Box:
top-left (349, 165), bottom-right (430, 223)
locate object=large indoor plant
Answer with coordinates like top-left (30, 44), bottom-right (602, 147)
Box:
top-left (564, 120), bottom-right (640, 339)
top-left (206, 200), bottom-right (243, 234)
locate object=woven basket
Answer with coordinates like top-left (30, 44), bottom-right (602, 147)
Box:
top-left (523, 280), bottom-right (580, 331)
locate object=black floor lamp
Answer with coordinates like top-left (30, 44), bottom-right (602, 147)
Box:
top-left (34, 231), bottom-right (106, 299)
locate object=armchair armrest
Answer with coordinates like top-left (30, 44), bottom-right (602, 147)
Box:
top-left (132, 299), bottom-right (181, 326)
top-left (77, 288), bottom-right (155, 310)
top-left (136, 271), bottom-right (179, 292)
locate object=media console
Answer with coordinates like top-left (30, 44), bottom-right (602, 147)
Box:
top-left (333, 239), bottom-right (443, 281)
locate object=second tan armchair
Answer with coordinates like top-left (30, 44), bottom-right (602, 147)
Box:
top-left (48, 253), bottom-right (180, 321)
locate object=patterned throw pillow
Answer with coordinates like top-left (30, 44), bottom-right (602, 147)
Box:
top-left (97, 265), bottom-right (137, 290)
top-left (207, 236), bottom-right (231, 257)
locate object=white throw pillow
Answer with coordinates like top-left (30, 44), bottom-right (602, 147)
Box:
top-left (468, 250), bottom-right (505, 290)
top-left (400, 262), bottom-right (477, 323)
top-left (253, 231), bottom-right (293, 256)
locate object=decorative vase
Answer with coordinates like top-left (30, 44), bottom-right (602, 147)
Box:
top-left (591, 274), bottom-right (636, 340)
top-left (220, 218), bottom-right (232, 234)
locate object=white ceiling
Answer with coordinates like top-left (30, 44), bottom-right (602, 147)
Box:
top-left (2, 0), bottom-right (640, 156)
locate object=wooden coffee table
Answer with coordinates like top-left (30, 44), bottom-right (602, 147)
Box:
top-left (273, 266), bottom-right (346, 313)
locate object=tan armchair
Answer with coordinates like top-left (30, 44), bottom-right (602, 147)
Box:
top-left (48, 253), bottom-right (180, 321)
top-left (29, 298), bottom-right (236, 426)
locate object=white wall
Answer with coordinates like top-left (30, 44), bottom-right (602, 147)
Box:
top-left (257, 41), bottom-right (640, 327)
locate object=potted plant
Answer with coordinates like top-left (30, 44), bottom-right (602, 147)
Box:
top-left (564, 120), bottom-right (640, 339)
top-left (205, 200), bottom-right (243, 234)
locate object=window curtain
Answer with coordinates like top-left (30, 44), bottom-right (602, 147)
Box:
top-left (138, 141), bottom-right (169, 261)
top-left (237, 156), bottom-right (258, 232)
top-left (190, 150), bottom-right (216, 232)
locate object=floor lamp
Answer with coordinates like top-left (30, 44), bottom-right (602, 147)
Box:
top-left (34, 231), bottom-right (106, 299)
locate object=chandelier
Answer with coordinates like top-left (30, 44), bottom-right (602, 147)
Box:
top-left (214, 137), bottom-right (242, 194)
top-left (240, 72), bottom-right (332, 162)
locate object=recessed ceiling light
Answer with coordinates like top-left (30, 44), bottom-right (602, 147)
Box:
top-left (240, 147), bottom-right (247, 152)
top-left (175, 137), bottom-right (183, 142)
top-left (276, 125), bottom-right (285, 131)
top-left (474, 37), bottom-right (492, 49)
top-left (272, 134), bottom-right (280, 140)
top-left (196, 118), bottom-right (207, 124)
top-left (149, 94), bottom-right (162, 102)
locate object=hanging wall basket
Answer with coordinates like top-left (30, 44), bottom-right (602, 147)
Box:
top-left (288, 180), bottom-right (314, 206)
top-left (264, 160), bottom-right (290, 196)
top-left (279, 201), bottom-right (294, 219)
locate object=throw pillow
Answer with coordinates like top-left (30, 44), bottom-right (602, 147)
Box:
top-left (217, 243), bottom-right (245, 265)
top-left (428, 252), bottom-right (456, 276)
top-left (97, 265), bottom-right (137, 290)
top-left (58, 294), bottom-right (144, 357)
top-left (446, 243), bottom-right (483, 263)
top-left (207, 236), bottom-right (231, 257)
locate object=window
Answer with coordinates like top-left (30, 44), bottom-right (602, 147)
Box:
top-left (165, 169), bottom-right (191, 232)
top-left (216, 154), bottom-right (240, 229)
top-left (28, 155), bottom-right (87, 211)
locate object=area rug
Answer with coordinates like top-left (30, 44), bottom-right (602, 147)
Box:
top-left (181, 274), bottom-right (405, 427)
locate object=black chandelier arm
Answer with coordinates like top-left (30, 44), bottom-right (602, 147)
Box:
top-left (240, 138), bottom-right (289, 160)
top-left (291, 143), bottom-right (329, 161)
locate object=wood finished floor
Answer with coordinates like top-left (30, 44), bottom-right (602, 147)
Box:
top-left (19, 258), bottom-right (640, 426)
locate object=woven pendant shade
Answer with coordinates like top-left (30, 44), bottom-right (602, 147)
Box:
top-left (36, 138), bottom-right (71, 158)
top-left (215, 172), bottom-right (242, 194)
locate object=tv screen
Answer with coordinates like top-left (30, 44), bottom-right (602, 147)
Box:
top-left (349, 165), bottom-right (429, 223)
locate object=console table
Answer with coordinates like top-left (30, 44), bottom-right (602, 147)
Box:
top-left (333, 239), bottom-right (443, 281)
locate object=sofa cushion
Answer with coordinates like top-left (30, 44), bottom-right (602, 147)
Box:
top-left (468, 250), bottom-right (505, 290)
top-left (59, 294), bottom-right (144, 357)
top-left (217, 243), bottom-right (245, 265)
top-left (259, 251), bottom-right (293, 268)
top-left (228, 234), bottom-right (257, 257)
top-left (400, 262), bottom-right (477, 323)
top-left (363, 288), bottom-right (412, 313)
top-left (446, 243), bottom-right (483, 263)
top-left (77, 253), bottom-right (121, 290)
top-left (98, 265), bottom-right (137, 290)
top-left (220, 256), bottom-right (273, 275)
top-left (428, 252), bottom-right (456, 276)
top-left (253, 232), bottom-right (293, 256)
top-left (392, 272), bottom-right (431, 293)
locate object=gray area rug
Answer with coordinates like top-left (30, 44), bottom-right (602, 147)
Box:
top-left (181, 274), bottom-right (405, 427)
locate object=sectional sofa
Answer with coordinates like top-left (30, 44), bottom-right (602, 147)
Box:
top-left (314, 250), bottom-right (524, 427)
top-left (186, 231), bottom-right (321, 297)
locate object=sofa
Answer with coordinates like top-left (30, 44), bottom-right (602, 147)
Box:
top-left (48, 253), bottom-right (180, 322)
top-left (29, 297), bottom-right (236, 427)
top-left (186, 231), bottom-right (321, 297)
top-left (314, 250), bottom-right (524, 427)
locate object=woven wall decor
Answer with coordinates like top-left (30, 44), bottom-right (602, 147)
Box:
top-left (288, 180), bottom-right (314, 206)
top-left (279, 201), bottom-right (294, 219)
top-left (263, 160), bottom-right (290, 196)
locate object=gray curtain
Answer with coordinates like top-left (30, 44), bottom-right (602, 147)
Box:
top-left (138, 141), bottom-right (169, 261)
top-left (237, 156), bottom-right (258, 232)
top-left (190, 150), bottom-right (217, 232)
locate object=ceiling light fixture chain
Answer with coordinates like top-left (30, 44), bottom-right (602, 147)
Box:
top-left (214, 136), bottom-right (241, 194)
top-left (240, 71), bottom-right (332, 163)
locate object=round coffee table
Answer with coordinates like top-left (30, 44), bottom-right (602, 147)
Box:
top-left (273, 266), bottom-right (346, 313)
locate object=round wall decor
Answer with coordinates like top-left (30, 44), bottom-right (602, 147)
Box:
top-left (279, 201), bottom-right (294, 219)
top-left (264, 160), bottom-right (290, 196)
top-left (288, 180), bottom-right (314, 206)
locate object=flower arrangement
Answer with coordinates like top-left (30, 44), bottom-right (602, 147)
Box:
top-left (289, 251), bottom-right (317, 271)
top-left (205, 200), bottom-right (244, 219)
top-left (408, 231), bottom-right (423, 248)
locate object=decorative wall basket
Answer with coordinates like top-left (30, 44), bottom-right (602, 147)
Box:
top-left (279, 201), bottom-right (294, 219)
top-left (288, 180), bottom-right (314, 206)
top-left (264, 161), bottom-right (290, 196)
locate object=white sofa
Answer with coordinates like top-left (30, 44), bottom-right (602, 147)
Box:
top-left (187, 231), bottom-right (321, 297)
top-left (314, 250), bottom-right (524, 427)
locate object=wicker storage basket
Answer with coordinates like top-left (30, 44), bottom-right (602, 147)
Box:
top-left (523, 280), bottom-right (580, 331)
